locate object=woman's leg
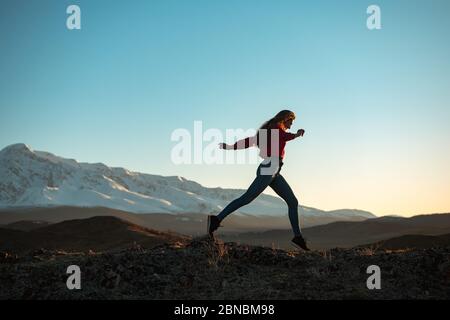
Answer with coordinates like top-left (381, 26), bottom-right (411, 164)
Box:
top-left (216, 173), bottom-right (273, 221)
top-left (269, 174), bottom-right (302, 236)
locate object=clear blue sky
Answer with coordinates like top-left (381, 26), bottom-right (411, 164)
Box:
top-left (1, 0), bottom-right (449, 216)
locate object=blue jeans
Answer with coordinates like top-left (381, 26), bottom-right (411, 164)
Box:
top-left (217, 158), bottom-right (302, 236)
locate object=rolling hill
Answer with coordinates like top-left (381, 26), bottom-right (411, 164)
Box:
top-left (0, 216), bottom-right (189, 253)
top-left (361, 233), bottom-right (450, 250)
top-left (221, 213), bottom-right (450, 250)
top-left (0, 204), bottom-right (372, 236)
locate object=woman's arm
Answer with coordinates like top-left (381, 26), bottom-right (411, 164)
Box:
top-left (219, 135), bottom-right (257, 150)
top-left (280, 128), bottom-right (305, 142)
top-left (219, 129), bottom-right (304, 149)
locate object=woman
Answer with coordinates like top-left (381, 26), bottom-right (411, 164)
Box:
top-left (208, 110), bottom-right (309, 251)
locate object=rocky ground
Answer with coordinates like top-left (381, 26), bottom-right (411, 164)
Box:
top-left (0, 237), bottom-right (449, 300)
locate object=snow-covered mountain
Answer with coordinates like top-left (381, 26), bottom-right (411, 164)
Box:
top-left (0, 143), bottom-right (375, 221)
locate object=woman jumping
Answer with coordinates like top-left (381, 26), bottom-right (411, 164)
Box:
top-left (207, 110), bottom-right (310, 251)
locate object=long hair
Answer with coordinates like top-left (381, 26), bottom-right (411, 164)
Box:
top-left (255, 110), bottom-right (296, 151)
top-left (259, 110), bottom-right (296, 130)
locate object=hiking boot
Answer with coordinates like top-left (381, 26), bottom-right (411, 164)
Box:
top-left (207, 215), bottom-right (221, 236)
top-left (292, 234), bottom-right (310, 251)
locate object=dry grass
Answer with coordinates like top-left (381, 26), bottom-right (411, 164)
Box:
top-left (319, 249), bottom-right (333, 261)
top-left (358, 243), bottom-right (382, 256)
top-left (206, 237), bottom-right (229, 269)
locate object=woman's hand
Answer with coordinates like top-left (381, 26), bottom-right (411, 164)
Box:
top-left (296, 129), bottom-right (305, 137)
top-left (218, 143), bottom-right (229, 149)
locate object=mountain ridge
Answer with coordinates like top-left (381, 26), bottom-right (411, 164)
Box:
top-left (0, 143), bottom-right (375, 224)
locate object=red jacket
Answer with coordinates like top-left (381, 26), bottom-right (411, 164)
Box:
top-left (229, 124), bottom-right (296, 159)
